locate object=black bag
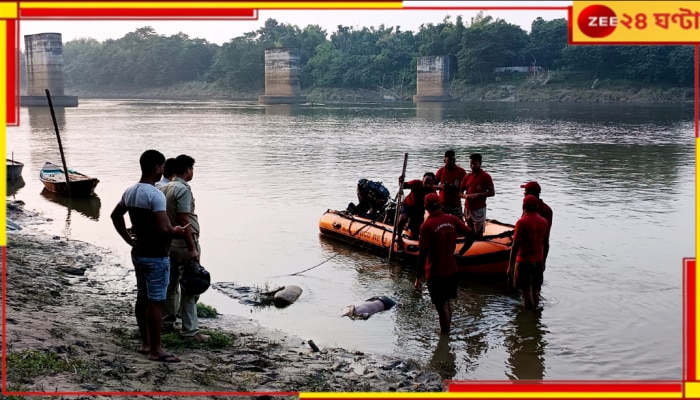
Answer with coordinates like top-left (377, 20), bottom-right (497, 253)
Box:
top-left (356, 179), bottom-right (390, 206)
top-left (180, 260), bottom-right (211, 295)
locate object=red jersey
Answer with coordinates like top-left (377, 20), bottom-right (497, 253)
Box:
top-left (435, 165), bottom-right (467, 208)
top-left (403, 180), bottom-right (436, 213)
top-left (521, 199), bottom-right (553, 240)
top-left (513, 211), bottom-right (549, 263)
top-left (460, 169), bottom-right (494, 210)
top-left (419, 211), bottom-right (471, 280)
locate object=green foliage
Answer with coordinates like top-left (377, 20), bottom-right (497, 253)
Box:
top-left (55, 16), bottom-right (695, 96)
top-left (6, 349), bottom-right (94, 383)
top-left (197, 302), bottom-right (219, 318)
top-left (161, 329), bottom-right (233, 350)
top-left (457, 18), bottom-right (529, 83)
top-left (526, 18), bottom-right (568, 69)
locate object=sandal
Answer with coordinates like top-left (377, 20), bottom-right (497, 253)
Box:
top-left (184, 333), bottom-right (210, 342)
top-left (148, 353), bottom-right (181, 363)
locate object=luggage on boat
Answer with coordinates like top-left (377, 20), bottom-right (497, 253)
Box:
top-left (347, 179), bottom-right (394, 223)
top-left (357, 179), bottom-right (390, 206)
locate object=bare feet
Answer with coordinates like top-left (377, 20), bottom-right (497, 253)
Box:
top-left (148, 352), bottom-right (181, 363)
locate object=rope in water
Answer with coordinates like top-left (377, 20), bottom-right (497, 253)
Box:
top-left (289, 253), bottom-right (340, 276)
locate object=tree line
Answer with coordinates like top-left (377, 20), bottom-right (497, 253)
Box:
top-left (21, 14), bottom-right (696, 93)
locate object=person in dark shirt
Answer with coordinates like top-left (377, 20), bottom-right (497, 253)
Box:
top-left (111, 149), bottom-right (186, 363)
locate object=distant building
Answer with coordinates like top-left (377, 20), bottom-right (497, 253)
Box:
top-left (493, 66), bottom-right (543, 73)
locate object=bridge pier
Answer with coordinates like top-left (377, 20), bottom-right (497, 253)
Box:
top-left (22, 33), bottom-right (78, 107)
top-left (259, 48), bottom-right (306, 105)
top-left (413, 56), bottom-right (452, 103)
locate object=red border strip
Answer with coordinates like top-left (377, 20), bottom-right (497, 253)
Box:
top-left (21, 8), bottom-right (257, 18)
top-left (686, 258), bottom-right (696, 381)
top-left (5, 19), bottom-right (17, 126)
top-left (446, 381), bottom-right (683, 393)
top-left (567, 6), bottom-right (574, 45)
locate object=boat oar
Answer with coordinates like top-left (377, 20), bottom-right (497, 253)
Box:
top-left (45, 89), bottom-right (71, 197)
top-left (388, 152), bottom-right (408, 261)
top-left (456, 230), bottom-right (514, 256)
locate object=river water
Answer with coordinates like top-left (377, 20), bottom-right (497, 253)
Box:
top-left (5, 100), bottom-right (694, 381)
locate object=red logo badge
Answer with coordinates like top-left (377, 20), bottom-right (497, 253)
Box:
top-left (578, 4), bottom-right (618, 38)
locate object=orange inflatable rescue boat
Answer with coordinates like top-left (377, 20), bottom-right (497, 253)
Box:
top-left (319, 209), bottom-right (515, 276)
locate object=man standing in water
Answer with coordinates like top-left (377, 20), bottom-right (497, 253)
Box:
top-left (520, 181), bottom-right (553, 265)
top-left (415, 193), bottom-right (473, 335)
top-left (435, 150), bottom-right (467, 219)
top-left (508, 195), bottom-right (549, 309)
top-left (460, 153), bottom-right (495, 237)
top-left (111, 149), bottom-right (185, 363)
top-left (160, 154), bottom-right (209, 341)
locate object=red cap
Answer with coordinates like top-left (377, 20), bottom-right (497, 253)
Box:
top-left (520, 181), bottom-right (541, 193)
top-left (424, 193), bottom-right (440, 209)
top-left (523, 195), bottom-right (539, 209)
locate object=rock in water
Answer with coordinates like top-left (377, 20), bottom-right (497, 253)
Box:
top-left (272, 285), bottom-right (303, 307)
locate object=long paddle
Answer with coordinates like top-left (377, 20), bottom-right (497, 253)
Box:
top-left (388, 153), bottom-right (408, 260)
top-left (457, 229), bottom-right (514, 256)
top-left (45, 89), bottom-right (71, 197)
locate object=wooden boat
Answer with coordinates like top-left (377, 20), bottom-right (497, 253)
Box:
top-left (39, 162), bottom-right (99, 197)
top-left (6, 159), bottom-right (24, 180)
top-left (319, 209), bottom-right (515, 276)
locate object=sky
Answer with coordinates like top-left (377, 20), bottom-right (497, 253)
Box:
top-left (18, 1), bottom-right (571, 48)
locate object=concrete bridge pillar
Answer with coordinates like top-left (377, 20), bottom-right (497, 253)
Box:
top-left (413, 56), bottom-right (452, 103)
top-left (22, 33), bottom-right (78, 107)
top-left (259, 48), bottom-right (306, 105)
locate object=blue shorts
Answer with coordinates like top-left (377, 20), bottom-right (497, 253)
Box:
top-left (132, 256), bottom-right (170, 302)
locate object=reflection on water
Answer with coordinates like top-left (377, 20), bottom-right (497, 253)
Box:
top-left (505, 308), bottom-right (547, 380)
top-left (28, 106), bottom-right (66, 134)
top-left (415, 102), bottom-right (448, 121)
top-left (39, 189), bottom-right (101, 221)
top-left (27, 106), bottom-right (71, 170)
top-left (5, 99), bottom-right (692, 381)
top-left (6, 176), bottom-right (26, 197)
top-left (429, 335), bottom-right (457, 379)
top-left (265, 104), bottom-right (295, 116)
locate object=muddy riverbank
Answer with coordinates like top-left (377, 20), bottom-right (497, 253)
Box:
top-left (5, 201), bottom-right (445, 397)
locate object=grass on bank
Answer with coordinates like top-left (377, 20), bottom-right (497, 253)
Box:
top-left (6, 348), bottom-right (99, 384)
top-left (109, 302), bottom-right (231, 352)
top-left (197, 302), bottom-right (219, 318)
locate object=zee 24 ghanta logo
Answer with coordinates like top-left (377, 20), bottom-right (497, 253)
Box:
top-left (578, 4), bottom-right (620, 37)
top-left (578, 3), bottom-right (700, 39)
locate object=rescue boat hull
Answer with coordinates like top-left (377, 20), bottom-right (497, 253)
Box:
top-left (319, 209), bottom-right (514, 276)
